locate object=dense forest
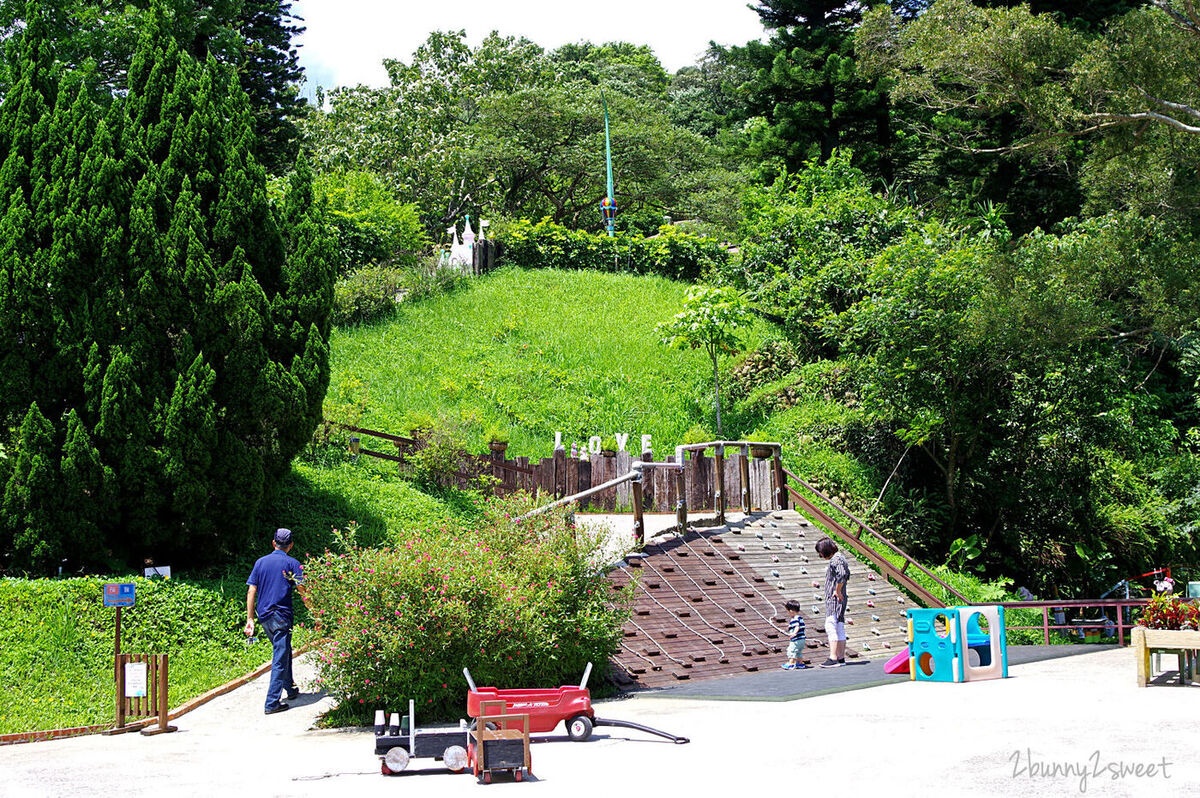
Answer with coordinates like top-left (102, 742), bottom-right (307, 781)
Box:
top-left (1, 0), bottom-right (1198, 596)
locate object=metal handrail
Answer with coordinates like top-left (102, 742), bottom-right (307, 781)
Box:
top-left (519, 471), bottom-right (639, 519)
top-left (516, 461), bottom-right (684, 522)
top-left (783, 467), bottom-right (968, 608)
top-left (992, 599), bottom-right (1150, 646)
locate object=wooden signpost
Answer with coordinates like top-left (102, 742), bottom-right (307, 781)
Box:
top-left (103, 583), bottom-right (177, 736)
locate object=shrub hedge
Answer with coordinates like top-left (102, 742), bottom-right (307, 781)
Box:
top-left (304, 495), bottom-right (631, 724)
top-left (495, 218), bottom-right (728, 281)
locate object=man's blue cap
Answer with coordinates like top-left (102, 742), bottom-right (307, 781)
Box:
top-left (274, 528), bottom-right (293, 546)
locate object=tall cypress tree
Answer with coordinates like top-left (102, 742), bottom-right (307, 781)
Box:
top-left (743, 0), bottom-right (896, 175)
top-left (0, 2), bottom-right (332, 572)
top-left (0, 0), bottom-right (306, 172)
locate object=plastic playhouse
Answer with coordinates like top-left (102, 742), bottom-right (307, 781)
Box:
top-left (885, 605), bottom-right (1009, 682)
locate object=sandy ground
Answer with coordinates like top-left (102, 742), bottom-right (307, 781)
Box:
top-left (1, 645), bottom-right (1195, 798)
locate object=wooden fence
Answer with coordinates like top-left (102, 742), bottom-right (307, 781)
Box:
top-left (486, 448), bottom-right (777, 512)
top-left (329, 424), bottom-right (781, 513)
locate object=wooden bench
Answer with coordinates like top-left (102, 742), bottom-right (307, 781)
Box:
top-left (1133, 628), bottom-right (1200, 687)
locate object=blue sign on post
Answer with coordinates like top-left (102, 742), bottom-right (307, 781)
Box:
top-left (104, 582), bottom-right (136, 608)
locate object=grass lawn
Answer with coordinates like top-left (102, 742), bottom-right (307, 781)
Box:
top-left (0, 576), bottom-right (314, 734)
top-left (329, 266), bottom-right (770, 458)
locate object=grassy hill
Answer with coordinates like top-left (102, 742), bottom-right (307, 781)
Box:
top-left (328, 266), bottom-right (770, 458)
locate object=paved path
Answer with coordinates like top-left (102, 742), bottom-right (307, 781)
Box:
top-left (2, 647), bottom-right (1195, 797)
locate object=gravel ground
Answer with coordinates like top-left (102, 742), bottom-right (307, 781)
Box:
top-left (1, 646), bottom-right (1195, 798)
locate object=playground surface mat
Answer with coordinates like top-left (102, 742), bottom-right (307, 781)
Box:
top-left (642, 643), bottom-right (1102, 700)
top-left (2, 645), bottom-right (1194, 797)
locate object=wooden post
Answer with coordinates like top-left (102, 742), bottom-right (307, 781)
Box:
top-left (113, 606), bottom-right (122, 683)
top-left (773, 451), bottom-right (787, 510)
top-left (675, 461), bottom-right (688, 535)
top-left (739, 447), bottom-right (752, 513)
top-left (1134, 627), bottom-right (1149, 687)
top-left (115, 653), bottom-right (126, 730)
top-left (640, 449), bottom-right (654, 508)
top-left (631, 478), bottom-right (645, 548)
top-left (714, 444), bottom-right (726, 525)
top-left (553, 447), bottom-right (566, 499)
top-left (142, 654), bottom-right (177, 736)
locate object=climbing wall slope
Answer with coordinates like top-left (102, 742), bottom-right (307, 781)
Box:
top-left (608, 511), bottom-right (914, 690)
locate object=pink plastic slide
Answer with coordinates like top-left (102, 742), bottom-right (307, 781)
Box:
top-left (884, 651), bottom-right (909, 674)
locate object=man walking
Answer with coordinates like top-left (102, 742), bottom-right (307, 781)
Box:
top-left (245, 528), bottom-right (307, 714)
top-left (816, 535), bottom-right (850, 668)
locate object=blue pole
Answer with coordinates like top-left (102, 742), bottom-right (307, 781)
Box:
top-left (602, 91), bottom-right (615, 237)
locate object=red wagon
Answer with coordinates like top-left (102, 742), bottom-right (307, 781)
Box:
top-left (466, 664), bottom-right (596, 740)
top-left (468, 684), bottom-right (596, 740)
top-left (463, 663), bottom-right (689, 745)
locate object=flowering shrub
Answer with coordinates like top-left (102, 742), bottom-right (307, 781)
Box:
top-left (304, 497), bottom-right (632, 724)
top-left (1137, 593), bottom-right (1200, 631)
top-left (495, 218), bottom-right (728, 281)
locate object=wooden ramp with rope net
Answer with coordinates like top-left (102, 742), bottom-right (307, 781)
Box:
top-left (607, 510), bottom-right (916, 689)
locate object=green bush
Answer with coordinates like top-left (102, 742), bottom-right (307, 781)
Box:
top-left (406, 421), bottom-right (484, 492)
top-left (314, 170), bottom-right (429, 273)
top-left (496, 218), bottom-right (727, 281)
top-left (304, 495), bottom-right (631, 724)
top-left (331, 265), bottom-right (408, 326)
top-left (332, 263), bottom-right (467, 327)
top-left (680, 425), bottom-right (713, 446)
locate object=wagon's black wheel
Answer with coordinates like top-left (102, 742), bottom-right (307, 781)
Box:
top-left (567, 714), bottom-right (593, 741)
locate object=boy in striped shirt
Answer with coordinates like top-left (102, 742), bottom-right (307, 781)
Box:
top-left (782, 600), bottom-right (807, 670)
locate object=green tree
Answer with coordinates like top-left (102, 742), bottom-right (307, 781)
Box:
top-left (657, 286), bottom-right (751, 436)
top-left (304, 31), bottom-right (732, 235)
top-left (0, 3), bottom-right (333, 572)
top-left (858, 0), bottom-right (1200, 221)
top-left (731, 154), bottom-right (1200, 591)
top-left (0, 404), bottom-right (60, 571)
top-left (0, 0), bottom-right (306, 172)
top-left (730, 0), bottom-right (897, 176)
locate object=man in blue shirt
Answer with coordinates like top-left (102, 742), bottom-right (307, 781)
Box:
top-left (245, 528), bottom-right (308, 714)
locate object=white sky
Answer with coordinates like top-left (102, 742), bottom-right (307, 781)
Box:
top-left (292, 0), bottom-right (766, 93)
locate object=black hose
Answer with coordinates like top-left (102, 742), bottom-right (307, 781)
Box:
top-left (593, 717), bottom-right (690, 744)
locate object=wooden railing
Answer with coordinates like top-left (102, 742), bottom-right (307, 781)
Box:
top-left (324, 425), bottom-right (783, 514)
top-left (325, 422), bottom-right (532, 485)
top-left (783, 467), bottom-right (968, 609)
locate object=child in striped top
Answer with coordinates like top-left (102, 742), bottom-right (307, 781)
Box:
top-left (782, 599), bottom-right (807, 670)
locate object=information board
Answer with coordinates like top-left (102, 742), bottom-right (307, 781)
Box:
top-left (124, 662), bottom-right (148, 698)
top-left (103, 582), bottom-right (136, 608)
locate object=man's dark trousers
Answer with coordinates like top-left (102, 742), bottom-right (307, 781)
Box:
top-left (260, 612), bottom-right (294, 711)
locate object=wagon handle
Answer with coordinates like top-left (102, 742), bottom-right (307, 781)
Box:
top-left (463, 667), bottom-right (477, 692)
top-left (580, 662), bottom-right (593, 690)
